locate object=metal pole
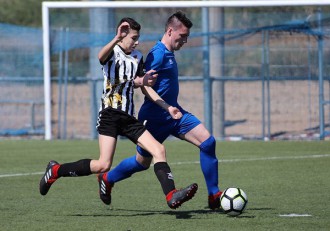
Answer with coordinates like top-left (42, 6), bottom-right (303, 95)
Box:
top-left (307, 35), bottom-right (312, 130)
top-left (202, 6), bottom-right (212, 134)
top-left (57, 27), bottom-right (64, 139)
top-left (261, 31), bottom-right (266, 139)
top-left (42, 3), bottom-right (52, 140)
top-left (209, 7), bottom-right (226, 138)
top-left (266, 30), bottom-right (271, 140)
top-left (219, 7), bottom-right (226, 139)
top-left (63, 27), bottom-right (69, 139)
top-left (317, 8), bottom-right (325, 140)
top-left (31, 102), bottom-right (35, 131)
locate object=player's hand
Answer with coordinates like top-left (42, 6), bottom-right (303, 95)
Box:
top-left (168, 106), bottom-right (182, 120)
top-left (116, 22), bottom-right (130, 41)
top-left (143, 70), bottom-right (158, 87)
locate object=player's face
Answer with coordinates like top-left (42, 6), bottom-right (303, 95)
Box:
top-left (169, 24), bottom-right (190, 51)
top-left (120, 29), bottom-right (140, 54)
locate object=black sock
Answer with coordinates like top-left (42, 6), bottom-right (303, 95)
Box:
top-left (154, 162), bottom-right (175, 195)
top-left (57, 159), bottom-right (92, 177)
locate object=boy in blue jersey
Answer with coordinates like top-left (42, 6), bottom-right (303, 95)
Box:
top-left (102, 11), bottom-right (222, 210)
top-left (39, 17), bottom-right (197, 210)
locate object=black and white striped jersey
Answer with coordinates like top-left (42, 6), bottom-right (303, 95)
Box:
top-left (99, 45), bottom-right (144, 116)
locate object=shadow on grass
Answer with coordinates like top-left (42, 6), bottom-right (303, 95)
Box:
top-left (68, 207), bottom-right (266, 219)
top-left (69, 208), bottom-right (225, 219)
top-left (68, 206), bottom-right (273, 219)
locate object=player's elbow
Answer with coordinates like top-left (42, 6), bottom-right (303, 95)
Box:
top-left (98, 54), bottom-right (105, 64)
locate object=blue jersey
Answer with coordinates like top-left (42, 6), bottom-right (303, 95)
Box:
top-left (137, 40), bottom-right (201, 151)
top-left (139, 41), bottom-right (183, 120)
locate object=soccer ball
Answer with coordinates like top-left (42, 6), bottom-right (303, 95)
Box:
top-left (220, 187), bottom-right (248, 216)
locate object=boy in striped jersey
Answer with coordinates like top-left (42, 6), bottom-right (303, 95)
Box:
top-left (39, 17), bottom-right (198, 210)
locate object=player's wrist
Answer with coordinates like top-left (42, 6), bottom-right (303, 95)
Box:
top-left (164, 104), bottom-right (173, 111)
top-left (134, 77), bottom-right (143, 87)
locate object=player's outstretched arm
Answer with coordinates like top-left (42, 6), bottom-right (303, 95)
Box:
top-left (141, 86), bottom-right (182, 120)
top-left (98, 22), bottom-right (130, 63)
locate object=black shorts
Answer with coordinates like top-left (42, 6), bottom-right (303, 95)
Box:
top-left (96, 107), bottom-right (146, 143)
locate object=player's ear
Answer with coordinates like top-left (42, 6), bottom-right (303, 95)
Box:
top-left (167, 27), bottom-right (172, 36)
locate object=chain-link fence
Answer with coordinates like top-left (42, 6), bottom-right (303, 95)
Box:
top-left (1, 5), bottom-right (330, 140)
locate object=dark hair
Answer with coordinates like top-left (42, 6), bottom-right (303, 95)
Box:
top-left (117, 17), bottom-right (141, 31)
top-left (165, 11), bottom-right (193, 31)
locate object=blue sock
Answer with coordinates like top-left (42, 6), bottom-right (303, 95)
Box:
top-left (106, 155), bottom-right (147, 184)
top-left (199, 136), bottom-right (220, 195)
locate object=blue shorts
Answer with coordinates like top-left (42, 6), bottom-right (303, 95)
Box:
top-left (136, 112), bottom-right (201, 157)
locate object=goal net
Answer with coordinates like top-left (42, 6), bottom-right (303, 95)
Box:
top-left (41, 1), bottom-right (330, 140)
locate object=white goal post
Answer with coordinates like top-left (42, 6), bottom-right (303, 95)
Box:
top-left (42, 0), bottom-right (330, 140)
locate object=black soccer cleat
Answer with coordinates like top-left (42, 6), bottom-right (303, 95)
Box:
top-left (208, 191), bottom-right (223, 210)
top-left (166, 183), bottom-right (198, 209)
top-left (98, 173), bottom-right (113, 205)
top-left (39, 160), bottom-right (60, 196)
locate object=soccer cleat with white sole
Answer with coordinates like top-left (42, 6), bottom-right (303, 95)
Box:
top-left (39, 160), bottom-right (60, 196)
top-left (166, 183), bottom-right (198, 209)
top-left (98, 173), bottom-right (113, 205)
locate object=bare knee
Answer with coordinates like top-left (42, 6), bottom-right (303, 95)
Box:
top-left (152, 143), bottom-right (166, 162)
top-left (154, 143), bottom-right (165, 156)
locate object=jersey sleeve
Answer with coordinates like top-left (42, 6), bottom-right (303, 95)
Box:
top-left (99, 50), bottom-right (114, 65)
top-left (145, 47), bottom-right (164, 72)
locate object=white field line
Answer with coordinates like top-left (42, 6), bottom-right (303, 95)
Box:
top-left (0, 172), bottom-right (45, 178)
top-left (172, 154), bottom-right (330, 166)
top-left (0, 154), bottom-right (329, 178)
top-left (279, 214), bottom-right (312, 217)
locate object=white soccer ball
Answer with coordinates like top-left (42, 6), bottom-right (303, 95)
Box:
top-left (220, 187), bottom-right (248, 216)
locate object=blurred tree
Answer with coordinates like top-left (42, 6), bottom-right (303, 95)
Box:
top-left (0, 0), bottom-right (71, 26)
